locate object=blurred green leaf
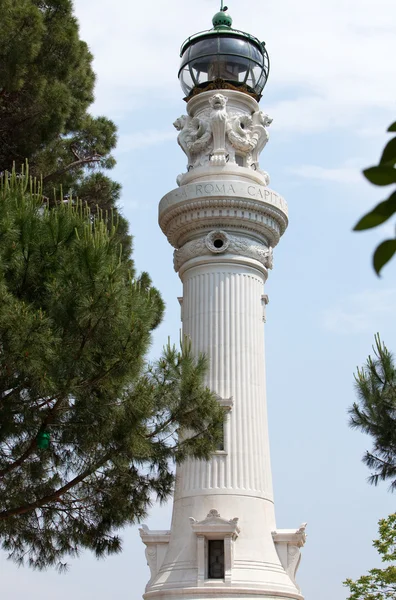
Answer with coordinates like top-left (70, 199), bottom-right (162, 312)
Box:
top-left (354, 192), bottom-right (396, 230)
top-left (373, 239), bottom-right (396, 275)
top-left (363, 166), bottom-right (396, 186)
top-left (380, 137), bottom-right (396, 166)
top-left (388, 121), bottom-right (396, 132)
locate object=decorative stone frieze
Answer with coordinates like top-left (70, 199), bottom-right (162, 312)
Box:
top-left (173, 93), bottom-right (272, 179)
top-left (173, 231), bottom-right (273, 272)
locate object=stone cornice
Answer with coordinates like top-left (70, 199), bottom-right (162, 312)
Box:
top-left (159, 181), bottom-right (288, 248)
top-left (190, 509), bottom-right (240, 540)
top-left (139, 524), bottom-right (171, 544)
top-left (271, 523), bottom-right (307, 548)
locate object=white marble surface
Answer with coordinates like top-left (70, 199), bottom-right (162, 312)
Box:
top-left (141, 90), bottom-right (305, 600)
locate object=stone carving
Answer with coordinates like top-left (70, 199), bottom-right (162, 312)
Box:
top-left (174, 115), bottom-right (212, 171)
top-left (229, 237), bottom-right (273, 269)
top-left (272, 523), bottom-right (307, 592)
top-left (208, 94), bottom-right (229, 165)
top-left (205, 230), bottom-right (230, 254)
top-left (265, 246), bottom-right (274, 269)
top-left (174, 95), bottom-right (272, 182)
top-left (139, 524), bottom-right (171, 591)
top-left (296, 522), bottom-right (307, 540)
top-left (286, 545), bottom-right (301, 589)
top-left (145, 545), bottom-right (157, 582)
top-left (173, 232), bottom-right (273, 272)
top-left (174, 237), bottom-right (206, 270)
top-left (227, 114), bottom-right (256, 153)
top-left (190, 509), bottom-right (240, 533)
top-left (250, 111), bottom-right (272, 169)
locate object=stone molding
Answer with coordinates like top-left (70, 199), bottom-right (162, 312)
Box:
top-left (190, 509), bottom-right (240, 539)
top-left (173, 231), bottom-right (273, 272)
top-left (159, 181), bottom-right (287, 249)
top-left (143, 588), bottom-right (303, 599)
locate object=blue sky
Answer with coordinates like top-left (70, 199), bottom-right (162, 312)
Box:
top-left (2, 1), bottom-right (396, 598)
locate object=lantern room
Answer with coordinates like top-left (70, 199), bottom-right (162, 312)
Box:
top-left (178, 5), bottom-right (270, 100)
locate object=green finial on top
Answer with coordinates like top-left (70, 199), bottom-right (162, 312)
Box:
top-left (212, 1), bottom-right (232, 28)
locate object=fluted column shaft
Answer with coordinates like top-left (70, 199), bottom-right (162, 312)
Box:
top-left (177, 261), bottom-right (273, 502)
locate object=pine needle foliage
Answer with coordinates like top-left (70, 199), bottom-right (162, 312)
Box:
top-left (0, 169), bottom-right (224, 571)
top-left (349, 335), bottom-right (396, 491)
top-left (0, 0), bottom-right (131, 254)
top-left (344, 513), bottom-right (396, 600)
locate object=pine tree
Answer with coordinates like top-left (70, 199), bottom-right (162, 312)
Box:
top-left (0, 0), bottom-right (130, 253)
top-left (0, 0), bottom-right (95, 170)
top-left (0, 168), bottom-right (224, 571)
top-left (349, 335), bottom-right (396, 491)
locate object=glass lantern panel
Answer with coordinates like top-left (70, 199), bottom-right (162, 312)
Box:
top-left (257, 70), bottom-right (266, 92)
top-left (179, 46), bottom-right (191, 70)
top-left (251, 64), bottom-right (263, 86)
top-left (250, 43), bottom-right (264, 64)
top-left (179, 66), bottom-right (194, 95)
top-left (245, 73), bottom-right (254, 89)
top-left (205, 54), bottom-right (249, 81)
top-left (190, 63), bottom-right (206, 85)
top-left (188, 37), bottom-right (219, 60)
top-left (190, 57), bottom-right (213, 77)
top-left (219, 36), bottom-right (251, 57)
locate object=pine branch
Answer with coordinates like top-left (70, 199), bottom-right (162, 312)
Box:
top-left (42, 155), bottom-right (103, 183)
top-left (0, 454), bottom-right (110, 520)
top-left (0, 397), bottom-right (63, 478)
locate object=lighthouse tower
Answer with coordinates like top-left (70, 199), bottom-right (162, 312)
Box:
top-left (140, 6), bottom-right (306, 600)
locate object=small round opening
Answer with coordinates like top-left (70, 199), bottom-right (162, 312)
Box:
top-left (213, 239), bottom-right (224, 249)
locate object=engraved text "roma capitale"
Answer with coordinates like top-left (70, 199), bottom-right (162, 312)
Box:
top-left (195, 184), bottom-right (236, 195)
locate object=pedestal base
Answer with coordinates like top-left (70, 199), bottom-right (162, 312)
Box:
top-left (144, 588), bottom-right (304, 600)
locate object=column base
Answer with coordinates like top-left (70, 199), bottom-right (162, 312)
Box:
top-left (144, 587), bottom-right (303, 600)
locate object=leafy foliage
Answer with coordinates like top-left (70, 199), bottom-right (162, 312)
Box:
top-left (354, 122), bottom-right (396, 275)
top-left (349, 335), bottom-right (396, 491)
top-left (0, 169), bottom-right (224, 570)
top-left (344, 514), bottom-right (396, 600)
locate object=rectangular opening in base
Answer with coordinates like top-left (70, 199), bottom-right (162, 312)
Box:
top-left (208, 539), bottom-right (225, 579)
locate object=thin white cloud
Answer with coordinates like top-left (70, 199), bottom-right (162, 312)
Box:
top-left (322, 288), bottom-right (396, 334)
top-left (117, 130), bottom-right (176, 153)
top-left (73, 0), bottom-right (396, 132)
top-left (289, 164), bottom-right (362, 185)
